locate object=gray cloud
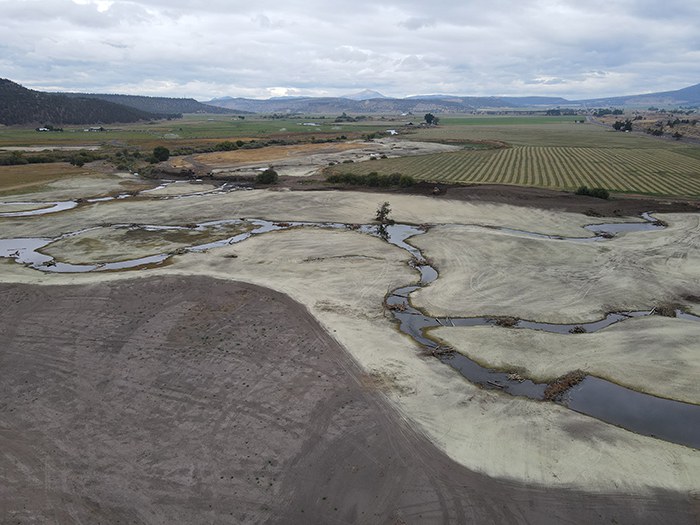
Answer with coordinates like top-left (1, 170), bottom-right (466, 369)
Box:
top-left (1, 0), bottom-right (698, 100)
top-left (399, 17), bottom-right (436, 30)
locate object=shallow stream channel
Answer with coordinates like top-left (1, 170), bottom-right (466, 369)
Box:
top-left (1, 187), bottom-right (699, 449)
top-left (383, 220), bottom-right (700, 450)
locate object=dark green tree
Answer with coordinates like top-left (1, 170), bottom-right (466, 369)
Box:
top-left (612, 120), bottom-right (633, 132)
top-left (256, 167), bottom-right (278, 184)
top-left (424, 113), bottom-right (436, 125)
top-left (152, 146), bottom-right (170, 162)
top-left (69, 155), bottom-right (85, 167)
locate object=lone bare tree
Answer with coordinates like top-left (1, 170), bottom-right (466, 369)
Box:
top-left (375, 201), bottom-right (392, 224)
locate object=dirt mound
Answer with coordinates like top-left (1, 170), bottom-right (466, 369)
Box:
top-left (1, 277), bottom-right (694, 523)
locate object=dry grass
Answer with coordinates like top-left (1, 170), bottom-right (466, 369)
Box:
top-left (597, 115), bottom-right (700, 142)
top-left (494, 316), bottom-right (519, 327)
top-left (0, 162), bottom-right (91, 193)
top-left (544, 370), bottom-right (587, 401)
top-left (653, 302), bottom-right (681, 317)
top-left (193, 142), bottom-right (363, 167)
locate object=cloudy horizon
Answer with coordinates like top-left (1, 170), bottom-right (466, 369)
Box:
top-left (2, 0), bottom-right (699, 101)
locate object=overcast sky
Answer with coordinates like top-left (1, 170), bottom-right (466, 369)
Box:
top-left (2, 0), bottom-right (699, 100)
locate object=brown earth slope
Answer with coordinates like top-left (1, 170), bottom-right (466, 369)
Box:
top-left (316, 181), bottom-right (700, 216)
top-left (0, 276), bottom-right (696, 524)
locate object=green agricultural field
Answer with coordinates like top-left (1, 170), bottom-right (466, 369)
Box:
top-left (0, 114), bottom-right (388, 148)
top-left (333, 117), bottom-right (700, 197)
top-left (430, 115), bottom-right (579, 127)
top-left (413, 118), bottom-right (673, 148)
top-left (139, 114), bottom-right (387, 140)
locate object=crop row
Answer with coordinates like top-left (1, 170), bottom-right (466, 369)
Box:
top-left (334, 146), bottom-right (700, 196)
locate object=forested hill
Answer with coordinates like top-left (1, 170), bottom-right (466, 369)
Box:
top-left (0, 79), bottom-right (165, 125)
top-left (58, 92), bottom-right (242, 115)
top-left (575, 82), bottom-right (700, 107)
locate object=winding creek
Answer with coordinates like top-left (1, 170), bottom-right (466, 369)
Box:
top-left (382, 222), bottom-right (700, 449)
top-left (1, 185), bottom-right (699, 449)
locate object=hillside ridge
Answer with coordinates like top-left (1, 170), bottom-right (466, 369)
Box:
top-left (0, 79), bottom-right (167, 125)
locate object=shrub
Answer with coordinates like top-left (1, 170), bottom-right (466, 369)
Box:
top-left (365, 171), bottom-right (380, 186)
top-left (575, 185), bottom-right (609, 199)
top-left (375, 202), bottom-right (392, 223)
top-left (589, 187), bottom-right (610, 199)
top-left (495, 316), bottom-right (518, 328)
top-left (325, 172), bottom-right (415, 188)
top-left (1, 152), bottom-right (28, 165)
top-left (543, 370), bottom-right (586, 401)
top-left (256, 167), bottom-right (278, 184)
top-left (215, 141), bottom-right (238, 151)
top-left (152, 146), bottom-right (170, 162)
top-left (399, 175), bottom-right (415, 187)
top-left (653, 302), bottom-right (680, 317)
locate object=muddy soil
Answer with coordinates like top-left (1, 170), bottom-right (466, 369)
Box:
top-left (0, 276), bottom-right (695, 524)
top-left (305, 181), bottom-right (700, 216)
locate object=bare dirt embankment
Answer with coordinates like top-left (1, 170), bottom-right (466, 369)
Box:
top-left (324, 181), bottom-right (700, 217)
top-left (1, 276), bottom-right (695, 524)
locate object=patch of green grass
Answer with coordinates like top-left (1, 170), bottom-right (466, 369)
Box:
top-left (676, 147), bottom-right (700, 161)
top-left (414, 119), bottom-right (688, 149)
top-left (437, 115), bottom-right (580, 126)
top-left (0, 114), bottom-right (391, 149)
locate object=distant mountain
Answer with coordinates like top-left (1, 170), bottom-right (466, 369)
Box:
top-left (499, 96), bottom-right (572, 106)
top-left (405, 94), bottom-right (457, 100)
top-left (577, 83), bottom-right (700, 108)
top-left (341, 89), bottom-right (387, 100)
top-left (0, 78), bottom-right (162, 125)
top-left (8, 77), bottom-right (693, 124)
top-left (203, 95), bottom-right (547, 114)
top-left (58, 92), bottom-right (240, 115)
top-left (267, 96), bottom-right (308, 101)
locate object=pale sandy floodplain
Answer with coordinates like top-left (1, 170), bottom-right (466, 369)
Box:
top-left (1, 172), bottom-right (699, 522)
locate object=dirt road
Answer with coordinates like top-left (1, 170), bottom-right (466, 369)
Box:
top-left (1, 276), bottom-right (695, 523)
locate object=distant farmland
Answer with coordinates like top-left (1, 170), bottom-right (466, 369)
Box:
top-left (330, 145), bottom-right (700, 197)
top-left (333, 118), bottom-right (700, 196)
